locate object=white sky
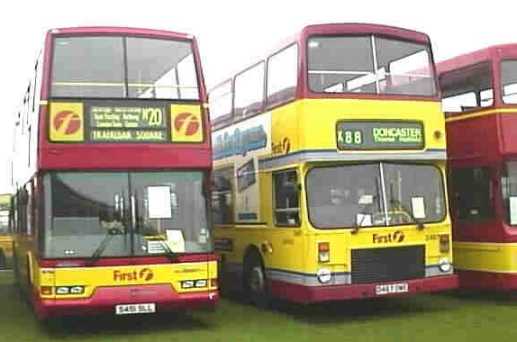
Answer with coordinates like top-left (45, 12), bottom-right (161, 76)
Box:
top-left (0, 0), bottom-right (510, 193)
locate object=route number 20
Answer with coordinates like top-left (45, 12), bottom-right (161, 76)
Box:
top-left (142, 108), bottom-right (163, 126)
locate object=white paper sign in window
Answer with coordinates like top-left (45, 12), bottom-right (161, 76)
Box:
top-left (509, 197), bottom-right (517, 225)
top-left (166, 229), bottom-right (185, 253)
top-left (356, 213), bottom-right (372, 227)
top-left (411, 197), bottom-right (426, 219)
top-left (358, 194), bottom-right (374, 205)
top-left (147, 186), bottom-right (172, 219)
top-left (147, 240), bottom-right (166, 254)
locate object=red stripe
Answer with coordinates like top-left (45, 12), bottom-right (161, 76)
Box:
top-left (38, 253), bottom-right (218, 268)
top-left (457, 270), bottom-right (517, 291)
top-left (32, 284), bottom-right (218, 319)
top-left (269, 275), bottom-right (458, 304)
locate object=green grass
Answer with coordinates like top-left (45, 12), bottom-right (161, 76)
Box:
top-left (1, 271), bottom-right (517, 342)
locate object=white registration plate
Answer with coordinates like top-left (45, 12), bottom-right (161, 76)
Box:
top-left (115, 303), bottom-right (156, 315)
top-left (375, 283), bottom-right (409, 296)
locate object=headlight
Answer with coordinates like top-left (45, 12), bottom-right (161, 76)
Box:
top-left (181, 279), bottom-right (208, 289)
top-left (70, 286), bottom-right (84, 294)
top-left (56, 286), bottom-right (84, 295)
top-left (317, 268), bottom-right (332, 284)
top-left (439, 258), bottom-right (452, 273)
top-left (56, 286), bottom-right (70, 295)
top-left (195, 280), bottom-right (207, 288)
top-left (181, 280), bottom-right (195, 289)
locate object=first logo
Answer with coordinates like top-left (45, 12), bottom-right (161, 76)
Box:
top-left (53, 110), bottom-right (82, 135)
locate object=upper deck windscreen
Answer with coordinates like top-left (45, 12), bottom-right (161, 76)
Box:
top-left (502, 60), bottom-right (517, 104)
top-left (308, 35), bottom-right (436, 97)
top-left (51, 36), bottom-right (199, 100)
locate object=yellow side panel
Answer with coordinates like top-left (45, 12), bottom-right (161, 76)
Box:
top-left (0, 236), bottom-right (13, 257)
top-left (269, 99), bottom-right (445, 156)
top-left (454, 242), bottom-right (517, 273)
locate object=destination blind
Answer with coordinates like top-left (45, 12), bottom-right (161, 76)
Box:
top-left (337, 121), bottom-right (424, 150)
top-left (88, 103), bottom-right (168, 142)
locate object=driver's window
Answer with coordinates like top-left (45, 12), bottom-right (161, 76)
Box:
top-left (273, 170), bottom-right (300, 226)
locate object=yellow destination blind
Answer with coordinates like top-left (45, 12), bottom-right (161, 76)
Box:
top-left (170, 104), bottom-right (203, 143)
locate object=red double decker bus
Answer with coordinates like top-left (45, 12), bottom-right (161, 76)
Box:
top-left (438, 44), bottom-right (517, 290)
top-left (9, 27), bottom-right (218, 319)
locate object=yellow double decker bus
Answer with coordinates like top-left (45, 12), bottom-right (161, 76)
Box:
top-left (209, 23), bottom-right (457, 306)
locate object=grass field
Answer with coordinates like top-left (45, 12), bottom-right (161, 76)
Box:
top-left (1, 271), bottom-right (517, 342)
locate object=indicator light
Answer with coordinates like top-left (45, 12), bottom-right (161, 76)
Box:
top-left (439, 234), bottom-right (450, 253)
top-left (318, 242), bottom-right (330, 263)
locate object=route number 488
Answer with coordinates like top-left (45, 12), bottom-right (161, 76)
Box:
top-left (343, 130), bottom-right (363, 145)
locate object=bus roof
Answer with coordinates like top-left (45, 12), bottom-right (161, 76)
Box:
top-left (299, 23), bottom-right (431, 44)
top-left (437, 44), bottom-right (517, 76)
top-left (210, 22), bottom-right (432, 91)
top-left (48, 26), bottom-right (194, 40)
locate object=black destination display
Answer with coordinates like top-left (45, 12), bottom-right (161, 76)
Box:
top-left (337, 121), bottom-right (424, 150)
top-left (88, 102), bottom-right (168, 142)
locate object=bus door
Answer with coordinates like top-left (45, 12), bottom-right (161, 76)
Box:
top-left (264, 169), bottom-right (305, 279)
top-left (449, 166), bottom-right (500, 270)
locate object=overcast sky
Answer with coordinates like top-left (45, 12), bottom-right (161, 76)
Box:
top-left (0, 0), bottom-right (511, 193)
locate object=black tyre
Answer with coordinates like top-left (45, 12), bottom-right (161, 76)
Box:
top-left (243, 252), bottom-right (271, 309)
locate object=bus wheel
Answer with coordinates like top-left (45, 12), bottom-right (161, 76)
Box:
top-left (244, 252), bottom-right (271, 309)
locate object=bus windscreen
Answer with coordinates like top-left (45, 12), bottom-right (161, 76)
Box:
top-left (43, 171), bottom-right (211, 258)
top-left (501, 60), bottom-right (517, 104)
top-left (307, 163), bottom-right (445, 229)
top-left (51, 36), bottom-right (199, 100)
top-left (308, 36), bottom-right (436, 96)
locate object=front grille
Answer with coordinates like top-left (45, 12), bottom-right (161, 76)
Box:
top-left (351, 246), bottom-right (425, 284)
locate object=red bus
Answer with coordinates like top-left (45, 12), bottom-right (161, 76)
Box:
top-left (9, 27), bottom-right (218, 319)
top-left (438, 44), bottom-right (517, 290)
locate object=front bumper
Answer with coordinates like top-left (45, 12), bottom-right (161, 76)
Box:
top-left (270, 274), bottom-right (458, 304)
top-left (33, 284), bottom-right (219, 319)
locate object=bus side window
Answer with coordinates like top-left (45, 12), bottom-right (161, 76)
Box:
top-left (212, 167), bottom-right (234, 225)
top-left (17, 190), bottom-right (27, 234)
top-left (273, 170), bottom-right (300, 227)
top-left (209, 80), bottom-right (233, 123)
top-left (233, 62), bottom-right (265, 117)
top-left (440, 62), bottom-right (493, 114)
top-left (10, 196), bottom-right (17, 234)
top-left (267, 44), bottom-right (298, 107)
top-left (450, 167), bottom-right (494, 222)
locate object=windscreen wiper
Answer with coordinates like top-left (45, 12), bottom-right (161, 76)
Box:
top-left (87, 227), bottom-right (124, 266)
top-left (352, 213), bottom-right (368, 234)
top-left (152, 236), bottom-right (177, 262)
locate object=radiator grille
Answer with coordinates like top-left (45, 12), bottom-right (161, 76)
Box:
top-left (351, 246), bottom-right (425, 284)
